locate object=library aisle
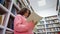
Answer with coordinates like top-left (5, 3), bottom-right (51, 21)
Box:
top-left (0, 0), bottom-right (60, 34)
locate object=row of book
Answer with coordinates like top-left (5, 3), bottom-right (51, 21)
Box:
top-left (45, 15), bottom-right (57, 20)
top-left (47, 27), bottom-right (60, 32)
top-left (37, 25), bottom-right (45, 28)
top-left (37, 29), bottom-right (46, 33)
top-left (37, 33), bottom-right (46, 34)
top-left (5, 30), bottom-right (13, 34)
top-left (46, 23), bottom-right (60, 27)
top-left (47, 32), bottom-right (60, 34)
top-left (46, 19), bottom-right (59, 24)
top-left (39, 21), bottom-right (44, 24)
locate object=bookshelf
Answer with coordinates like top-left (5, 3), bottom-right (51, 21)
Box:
top-left (34, 18), bottom-right (46, 34)
top-left (34, 15), bottom-right (60, 34)
top-left (45, 15), bottom-right (60, 34)
top-left (0, 0), bottom-right (33, 34)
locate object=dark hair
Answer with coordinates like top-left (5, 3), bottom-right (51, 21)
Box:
top-left (18, 8), bottom-right (31, 17)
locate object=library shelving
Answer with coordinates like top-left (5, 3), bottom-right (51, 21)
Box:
top-left (34, 18), bottom-right (46, 34)
top-left (34, 15), bottom-right (60, 34)
top-left (0, 0), bottom-right (33, 34)
top-left (45, 15), bottom-right (60, 34)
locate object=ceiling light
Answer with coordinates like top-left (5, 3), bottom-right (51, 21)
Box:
top-left (38, 0), bottom-right (46, 6)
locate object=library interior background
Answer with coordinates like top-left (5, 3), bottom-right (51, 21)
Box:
top-left (0, 0), bottom-right (60, 34)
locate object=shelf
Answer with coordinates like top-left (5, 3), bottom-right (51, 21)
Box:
top-left (45, 19), bottom-right (58, 21)
top-left (13, 3), bottom-right (21, 11)
top-left (46, 22), bottom-right (59, 25)
top-left (36, 32), bottom-right (46, 33)
top-left (6, 28), bottom-right (13, 32)
top-left (47, 30), bottom-right (60, 33)
top-left (46, 26), bottom-right (60, 29)
top-left (5, 29), bottom-right (13, 34)
top-left (37, 24), bottom-right (45, 26)
top-left (0, 4), bottom-right (9, 14)
top-left (0, 25), bottom-right (4, 29)
top-left (36, 27), bottom-right (45, 29)
top-left (10, 13), bottom-right (15, 18)
top-left (45, 15), bottom-right (57, 18)
top-left (18, 0), bottom-right (25, 7)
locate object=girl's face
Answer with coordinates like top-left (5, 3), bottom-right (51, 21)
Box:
top-left (24, 10), bottom-right (29, 18)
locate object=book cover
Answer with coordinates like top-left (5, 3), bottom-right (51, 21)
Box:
top-left (27, 11), bottom-right (42, 23)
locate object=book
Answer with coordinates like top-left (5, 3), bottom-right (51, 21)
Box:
top-left (0, 15), bottom-right (5, 25)
top-left (7, 17), bottom-right (14, 30)
top-left (3, 0), bottom-right (11, 9)
top-left (56, 0), bottom-right (59, 11)
top-left (47, 33), bottom-right (51, 34)
top-left (11, 7), bottom-right (17, 15)
top-left (5, 31), bottom-right (13, 34)
top-left (55, 33), bottom-right (58, 34)
top-left (46, 24), bottom-right (48, 27)
top-left (27, 11), bottom-right (42, 23)
top-left (51, 28), bottom-right (54, 32)
top-left (13, 0), bottom-right (18, 4)
top-left (51, 33), bottom-right (55, 34)
top-left (0, 0), bottom-right (5, 4)
top-left (17, 1), bottom-right (22, 8)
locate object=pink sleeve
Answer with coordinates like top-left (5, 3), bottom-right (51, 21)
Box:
top-left (14, 15), bottom-right (35, 32)
top-left (26, 21), bottom-right (35, 30)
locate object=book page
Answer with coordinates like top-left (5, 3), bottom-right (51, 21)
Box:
top-left (27, 11), bottom-right (42, 23)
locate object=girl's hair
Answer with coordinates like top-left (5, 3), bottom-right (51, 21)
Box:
top-left (18, 8), bottom-right (31, 17)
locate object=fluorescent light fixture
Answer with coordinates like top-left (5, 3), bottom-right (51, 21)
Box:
top-left (38, 0), bottom-right (46, 6)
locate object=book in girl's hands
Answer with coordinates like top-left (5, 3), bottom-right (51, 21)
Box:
top-left (27, 11), bottom-right (42, 23)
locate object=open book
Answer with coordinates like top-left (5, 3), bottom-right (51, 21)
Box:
top-left (27, 11), bottom-right (42, 23)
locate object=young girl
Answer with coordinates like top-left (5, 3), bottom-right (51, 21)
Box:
top-left (14, 8), bottom-right (37, 34)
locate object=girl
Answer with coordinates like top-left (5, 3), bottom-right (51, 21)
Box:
top-left (14, 8), bottom-right (37, 34)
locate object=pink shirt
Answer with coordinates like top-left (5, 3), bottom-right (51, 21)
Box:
top-left (14, 14), bottom-right (35, 34)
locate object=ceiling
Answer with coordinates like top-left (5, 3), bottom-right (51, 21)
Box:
top-left (29, 0), bottom-right (57, 17)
